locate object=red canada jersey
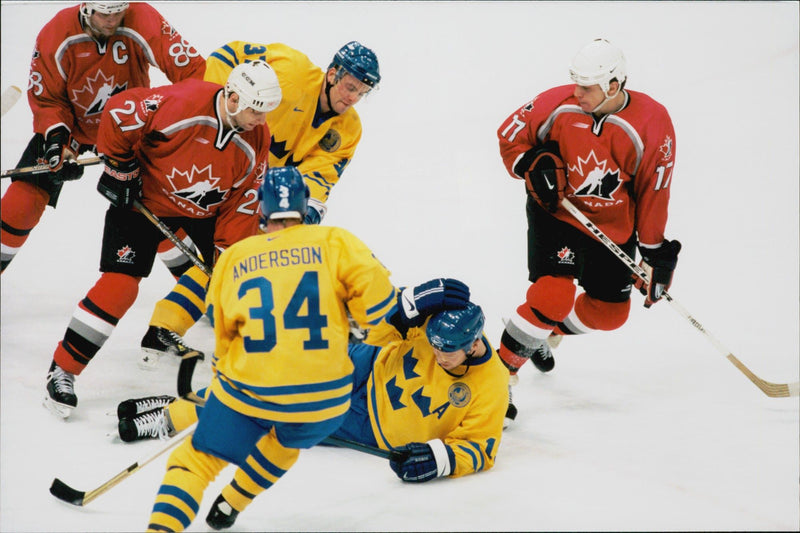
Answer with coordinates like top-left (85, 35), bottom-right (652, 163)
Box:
top-left (96, 79), bottom-right (269, 249)
top-left (27, 3), bottom-right (205, 145)
top-left (498, 84), bottom-right (676, 246)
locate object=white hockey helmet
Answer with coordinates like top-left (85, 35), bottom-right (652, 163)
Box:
top-left (225, 60), bottom-right (282, 114)
top-left (80, 2), bottom-right (129, 18)
top-left (569, 39), bottom-right (627, 94)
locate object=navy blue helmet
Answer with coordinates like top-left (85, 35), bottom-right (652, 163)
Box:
top-left (426, 302), bottom-right (485, 353)
top-left (329, 41), bottom-right (381, 88)
top-left (258, 167), bottom-right (309, 222)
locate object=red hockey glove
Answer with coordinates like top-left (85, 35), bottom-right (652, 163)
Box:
top-left (634, 239), bottom-right (682, 308)
top-left (514, 141), bottom-right (567, 212)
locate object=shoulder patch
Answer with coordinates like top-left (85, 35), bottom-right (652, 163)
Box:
top-left (319, 129), bottom-right (341, 152)
top-left (448, 382), bottom-right (471, 408)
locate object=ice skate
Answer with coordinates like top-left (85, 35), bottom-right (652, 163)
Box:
top-left (43, 361), bottom-right (77, 418)
top-left (117, 394), bottom-right (176, 419)
top-left (118, 407), bottom-right (174, 442)
top-left (206, 494), bottom-right (239, 530)
top-left (139, 325), bottom-right (204, 370)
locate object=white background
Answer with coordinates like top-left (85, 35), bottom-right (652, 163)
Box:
top-left (1, 1), bottom-right (798, 531)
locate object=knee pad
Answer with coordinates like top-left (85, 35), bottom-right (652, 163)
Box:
top-left (88, 272), bottom-right (141, 318)
top-left (515, 275), bottom-right (576, 330)
top-left (574, 294), bottom-right (630, 331)
top-left (1, 181), bottom-right (50, 237)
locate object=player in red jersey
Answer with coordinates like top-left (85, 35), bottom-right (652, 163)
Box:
top-left (42, 60), bottom-right (280, 418)
top-left (0, 2), bottom-right (205, 274)
top-left (497, 39), bottom-right (681, 425)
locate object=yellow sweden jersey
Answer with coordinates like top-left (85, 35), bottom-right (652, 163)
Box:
top-left (206, 224), bottom-right (396, 424)
top-left (205, 41), bottom-right (362, 202)
top-left (365, 322), bottom-right (509, 477)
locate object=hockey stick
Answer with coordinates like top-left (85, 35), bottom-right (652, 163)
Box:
top-left (321, 435), bottom-right (393, 459)
top-left (561, 197), bottom-right (799, 398)
top-left (132, 199), bottom-right (211, 276)
top-left (1, 155), bottom-right (102, 179)
top-left (49, 422), bottom-right (197, 506)
top-left (1, 85), bottom-right (22, 117)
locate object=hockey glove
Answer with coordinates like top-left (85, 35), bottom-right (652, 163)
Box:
top-left (44, 126), bottom-right (83, 182)
top-left (514, 140), bottom-right (567, 212)
top-left (634, 239), bottom-right (682, 308)
top-left (97, 156), bottom-right (142, 209)
top-left (389, 440), bottom-right (454, 483)
top-left (304, 198), bottom-right (327, 225)
top-left (388, 278), bottom-right (470, 333)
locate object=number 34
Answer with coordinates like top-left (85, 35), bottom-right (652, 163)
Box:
top-left (238, 271), bottom-right (329, 352)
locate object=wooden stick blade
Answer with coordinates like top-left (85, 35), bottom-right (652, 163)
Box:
top-left (726, 354), bottom-right (798, 398)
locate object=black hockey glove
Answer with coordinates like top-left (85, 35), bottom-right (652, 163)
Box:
top-left (388, 278), bottom-right (470, 334)
top-left (389, 440), bottom-right (454, 483)
top-left (303, 198), bottom-right (327, 225)
top-left (634, 239), bottom-right (682, 308)
top-left (514, 140), bottom-right (567, 213)
top-left (44, 126), bottom-right (83, 182)
top-left (97, 156), bottom-right (142, 209)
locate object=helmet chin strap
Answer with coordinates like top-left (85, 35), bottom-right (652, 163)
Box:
top-left (592, 86), bottom-right (625, 115)
top-left (322, 71), bottom-right (343, 116)
top-left (222, 90), bottom-right (243, 131)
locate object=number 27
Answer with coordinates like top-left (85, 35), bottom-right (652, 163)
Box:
top-left (238, 271), bottom-right (329, 352)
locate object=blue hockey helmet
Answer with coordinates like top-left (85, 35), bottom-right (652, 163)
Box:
top-left (329, 41), bottom-right (381, 88)
top-left (426, 303), bottom-right (485, 353)
top-left (258, 167), bottom-right (309, 222)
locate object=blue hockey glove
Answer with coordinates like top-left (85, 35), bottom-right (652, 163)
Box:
top-left (44, 126), bottom-right (83, 182)
top-left (389, 440), bottom-right (454, 483)
top-left (514, 140), bottom-right (567, 212)
top-left (389, 278), bottom-right (470, 332)
top-left (97, 156), bottom-right (141, 208)
top-left (634, 239), bottom-right (682, 308)
top-left (304, 198), bottom-right (327, 225)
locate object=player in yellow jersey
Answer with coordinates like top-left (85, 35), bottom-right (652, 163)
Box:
top-left (145, 167), bottom-right (471, 532)
top-left (138, 40), bottom-right (381, 369)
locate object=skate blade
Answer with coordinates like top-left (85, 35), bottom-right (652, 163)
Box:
top-left (43, 396), bottom-right (74, 419)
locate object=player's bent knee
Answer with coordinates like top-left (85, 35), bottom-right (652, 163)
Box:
top-left (575, 294), bottom-right (630, 331)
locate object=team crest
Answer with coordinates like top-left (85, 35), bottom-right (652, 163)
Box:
top-left (140, 95), bottom-right (164, 115)
top-left (448, 382), bottom-right (471, 408)
top-left (116, 245), bottom-right (135, 264)
top-left (520, 95), bottom-right (538, 116)
top-left (161, 20), bottom-right (177, 38)
top-left (319, 129), bottom-right (341, 152)
top-left (72, 69), bottom-right (128, 117)
top-left (658, 135), bottom-right (673, 161)
top-left (569, 150), bottom-right (622, 201)
top-left (166, 164), bottom-right (228, 213)
top-left (557, 246), bottom-right (575, 265)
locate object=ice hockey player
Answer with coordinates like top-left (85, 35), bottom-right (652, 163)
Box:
top-left (144, 167), bottom-right (472, 532)
top-left (0, 2), bottom-right (205, 274)
top-left (496, 38), bottom-right (681, 425)
top-left (42, 60), bottom-right (279, 418)
top-left (138, 39), bottom-right (381, 369)
top-left (125, 299), bottom-right (502, 530)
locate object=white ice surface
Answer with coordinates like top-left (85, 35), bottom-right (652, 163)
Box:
top-left (1, 2), bottom-right (798, 531)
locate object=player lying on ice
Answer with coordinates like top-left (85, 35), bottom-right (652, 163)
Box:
top-left (121, 298), bottom-right (507, 529)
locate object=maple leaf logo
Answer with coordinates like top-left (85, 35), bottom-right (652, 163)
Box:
top-left (166, 164), bottom-right (228, 212)
top-left (71, 69), bottom-right (128, 117)
top-left (557, 246), bottom-right (575, 264)
top-left (569, 150), bottom-right (622, 201)
top-left (116, 245), bottom-right (135, 264)
top-left (659, 135), bottom-right (673, 161)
